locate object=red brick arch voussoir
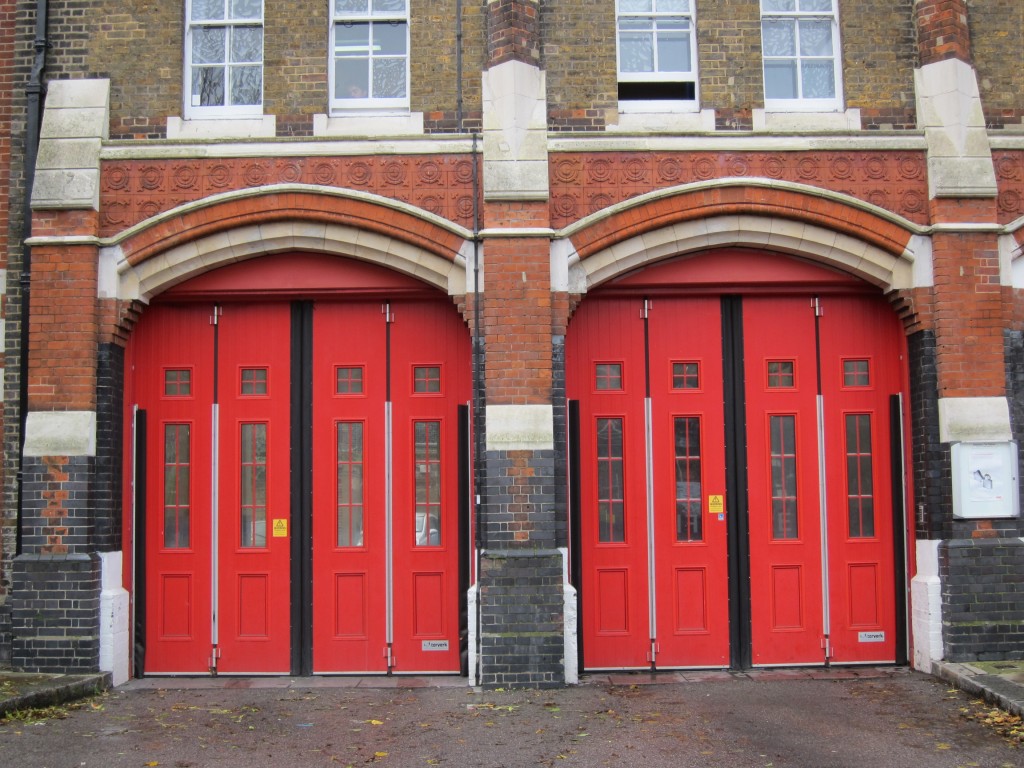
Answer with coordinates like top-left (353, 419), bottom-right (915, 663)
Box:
top-left (569, 185), bottom-right (914, 263)
top-left (118, 190), bottom-right (466, 268)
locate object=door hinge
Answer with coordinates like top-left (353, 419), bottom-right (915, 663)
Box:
top-left (647, 640), bottom-right (659, 664)
top-left (813, 297), bottom-right (823, 317)
top-left (382, 303), bottom-right (394, 324)
top-left (641, 298), bottom-right (652, 319)
top-left (209, 645), bottom-right (221, 675)
top-left (384, 644), bottom-right (394, 671)
top-left (822, 636), bottom-right (832, 660)
top-left (210, 305), bottom-right (223, 325)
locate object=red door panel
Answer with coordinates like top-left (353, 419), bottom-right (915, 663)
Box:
top-left (743, 296), bottom-right (825, 665)
top-left (568, 298), bottom-right (650, 669)
top-left (649, 297), bottom-right (729, 667)
top-left (215, 303), bottom-right (292, 673)
top-left (390, 299), bottom-right (470, 672)
top-left (312, 301), bottom-right (388, 672)
top-left (819, 295), bottom-right (901, 663)
top-left (134, 304), bottom-right (215, 674)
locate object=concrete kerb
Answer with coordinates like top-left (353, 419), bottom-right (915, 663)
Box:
top-left (933, 661), bottom-right (1024, 718)
top-left (0, 672), bottom-right (111, 718)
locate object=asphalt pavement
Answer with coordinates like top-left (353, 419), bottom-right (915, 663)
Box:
top-left (1, 665), bottom-right (1023, 767)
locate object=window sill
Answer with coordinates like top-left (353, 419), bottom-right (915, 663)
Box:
top-left (607, 108), bottom-right (716, 133)
top-left (314, 112), bottom-right (424, 137)
top-left (166, 115), bottom-right (276, 140)
top-left (753, 108), bottom-right (861, 132)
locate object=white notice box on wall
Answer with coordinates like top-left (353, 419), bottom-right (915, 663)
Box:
top-left (951, 441), bottom-right (1020, 519)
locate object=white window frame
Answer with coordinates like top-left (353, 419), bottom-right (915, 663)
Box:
top-left (760, 0), bottom-right (843, 112)
top-left (183, 0), bottom-right (265, 120)
top-left (330, 0), bottom-right (411, 114)
top-left (615, 0), bottom-right (699, 113)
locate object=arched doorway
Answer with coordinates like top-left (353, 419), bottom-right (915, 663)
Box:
top-left (125, 253), bottom-right (471, 675)
top-left (567, 249), bottom-right (909, 670)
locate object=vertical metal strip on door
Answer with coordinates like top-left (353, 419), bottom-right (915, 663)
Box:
top-left (383, 302), bottom-right (394, 669)
top-left (209, 304), bottom-right (222, 672)
top-left (641, 299), bottom-right (657, 665)
top-left (813, 297), bottom-right (831, 660)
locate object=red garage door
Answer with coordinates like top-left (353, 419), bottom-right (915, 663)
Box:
top-left (567, 251), bottom-right (906, 669)
top-left (128, 262), bottom-right (470, 675)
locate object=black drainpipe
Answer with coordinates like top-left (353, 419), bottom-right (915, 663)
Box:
top-left (16, 0), bottom-right (49, 555)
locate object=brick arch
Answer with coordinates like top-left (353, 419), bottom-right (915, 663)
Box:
top-left (563, 181), bottom-right (923, 293)
top-left (109, 185), bottom-right (471, 302)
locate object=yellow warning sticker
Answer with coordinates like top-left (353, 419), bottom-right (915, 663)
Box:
top-left (272, 518), bottom-right (288, 538)
top-left (708, 495), bottom-right (724, 515)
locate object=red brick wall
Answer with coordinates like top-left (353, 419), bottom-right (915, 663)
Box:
top-left (28, 241), bottom-right (99, 411)
top-left (482, 201), bottom-right (552, 405)
top-left (487, 0), bottom-right (540, 69)
top-left (915, 0), bottom-right (972, 65)
top-left (928, 198), bottom-right (1005, 398)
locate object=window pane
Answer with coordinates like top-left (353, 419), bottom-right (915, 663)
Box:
top-left (240, 423), bottom-right (267, 548)
top-left (769, 415), bottom-right (798, 539)
top-left (767, 360), bottom-right (795, 388)
top-left (620, 25), bottom-right (655, 73)
top-left (375, 21), bottom-right (407, 55)
top-left (843, 359), bottom-right (870, 387)
top-left (230, 66), bottom-right (262, 105)
top-left (674, 417), bottom-right (702, 542)
top-left (336, 0), bottom-right (368, 14)
top-left (414, 422), bottom-right (441, 546)
top-left (596, 418), bottom-right (625, 543)
top-left (193, 26), bottom-right (226, 64)
top-left (764, 61), bottom-right (797, 98)
top-left (620, 0), bottom-right (652, 11)
top-left (231, 26), bottom-right (262, 62)
top-left (763, 0), bottom-right (795, 11)
top-left (845, 414), bottom-right (875, 538)
top-left (672, 362), bottom-right (699, 390)
top-left (231, 0), bottom-right (262, 19)
top-left (337, 366), bottom-right (365, 394)
top-left (762, 19), bottom-right (796, 56)
top-left (800, 59), bottom-right (835, 98)
top-left (658, 0), bottom-right (689, 11)
top-left (164, 424), bottom-right (191, 549)
top-left (164, 369), bottom-right (192, 396)
top-left (373, 57), bottom-right (406, 98)
top-left (596, 363), bottom-right (623, 390)
top-left (799, 0), bottom-right (832, 11)
top-left (372, 0), bottom-right (406, 12)
top-left (192, 0), bottom-right (224, 21)
top-left (657, 22), bottom-right (691, 72)
top-left (414, 366), bottom-right (441, 393)
top-left (798, 19), bottom-right (833, 56)
top-left (336, 59), bottom-right (370, 99)
top-left (337, 422), bottom-right (365, 547)
top-left (336, 22), bottom-right (371, 55)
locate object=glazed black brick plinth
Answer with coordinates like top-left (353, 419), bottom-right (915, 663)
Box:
top-left (940, 538), bottom-right (1024, 662)
top-left (11, 553), bottom-right (101, 672)
top-left (478, 550), bottom-right (565, 688)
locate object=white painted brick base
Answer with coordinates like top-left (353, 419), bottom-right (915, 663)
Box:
top-left (911, 539), bottom-right (944, 672)
top-left (99, 551), bottom-right (130, 686)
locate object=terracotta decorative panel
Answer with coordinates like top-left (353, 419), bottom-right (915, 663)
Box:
top-left (549, 151), bottom-right (930, 229)
top-left (100, 155), bottom-right (479, 236)
top-left (994, 151), bottom-right (1023, 225)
